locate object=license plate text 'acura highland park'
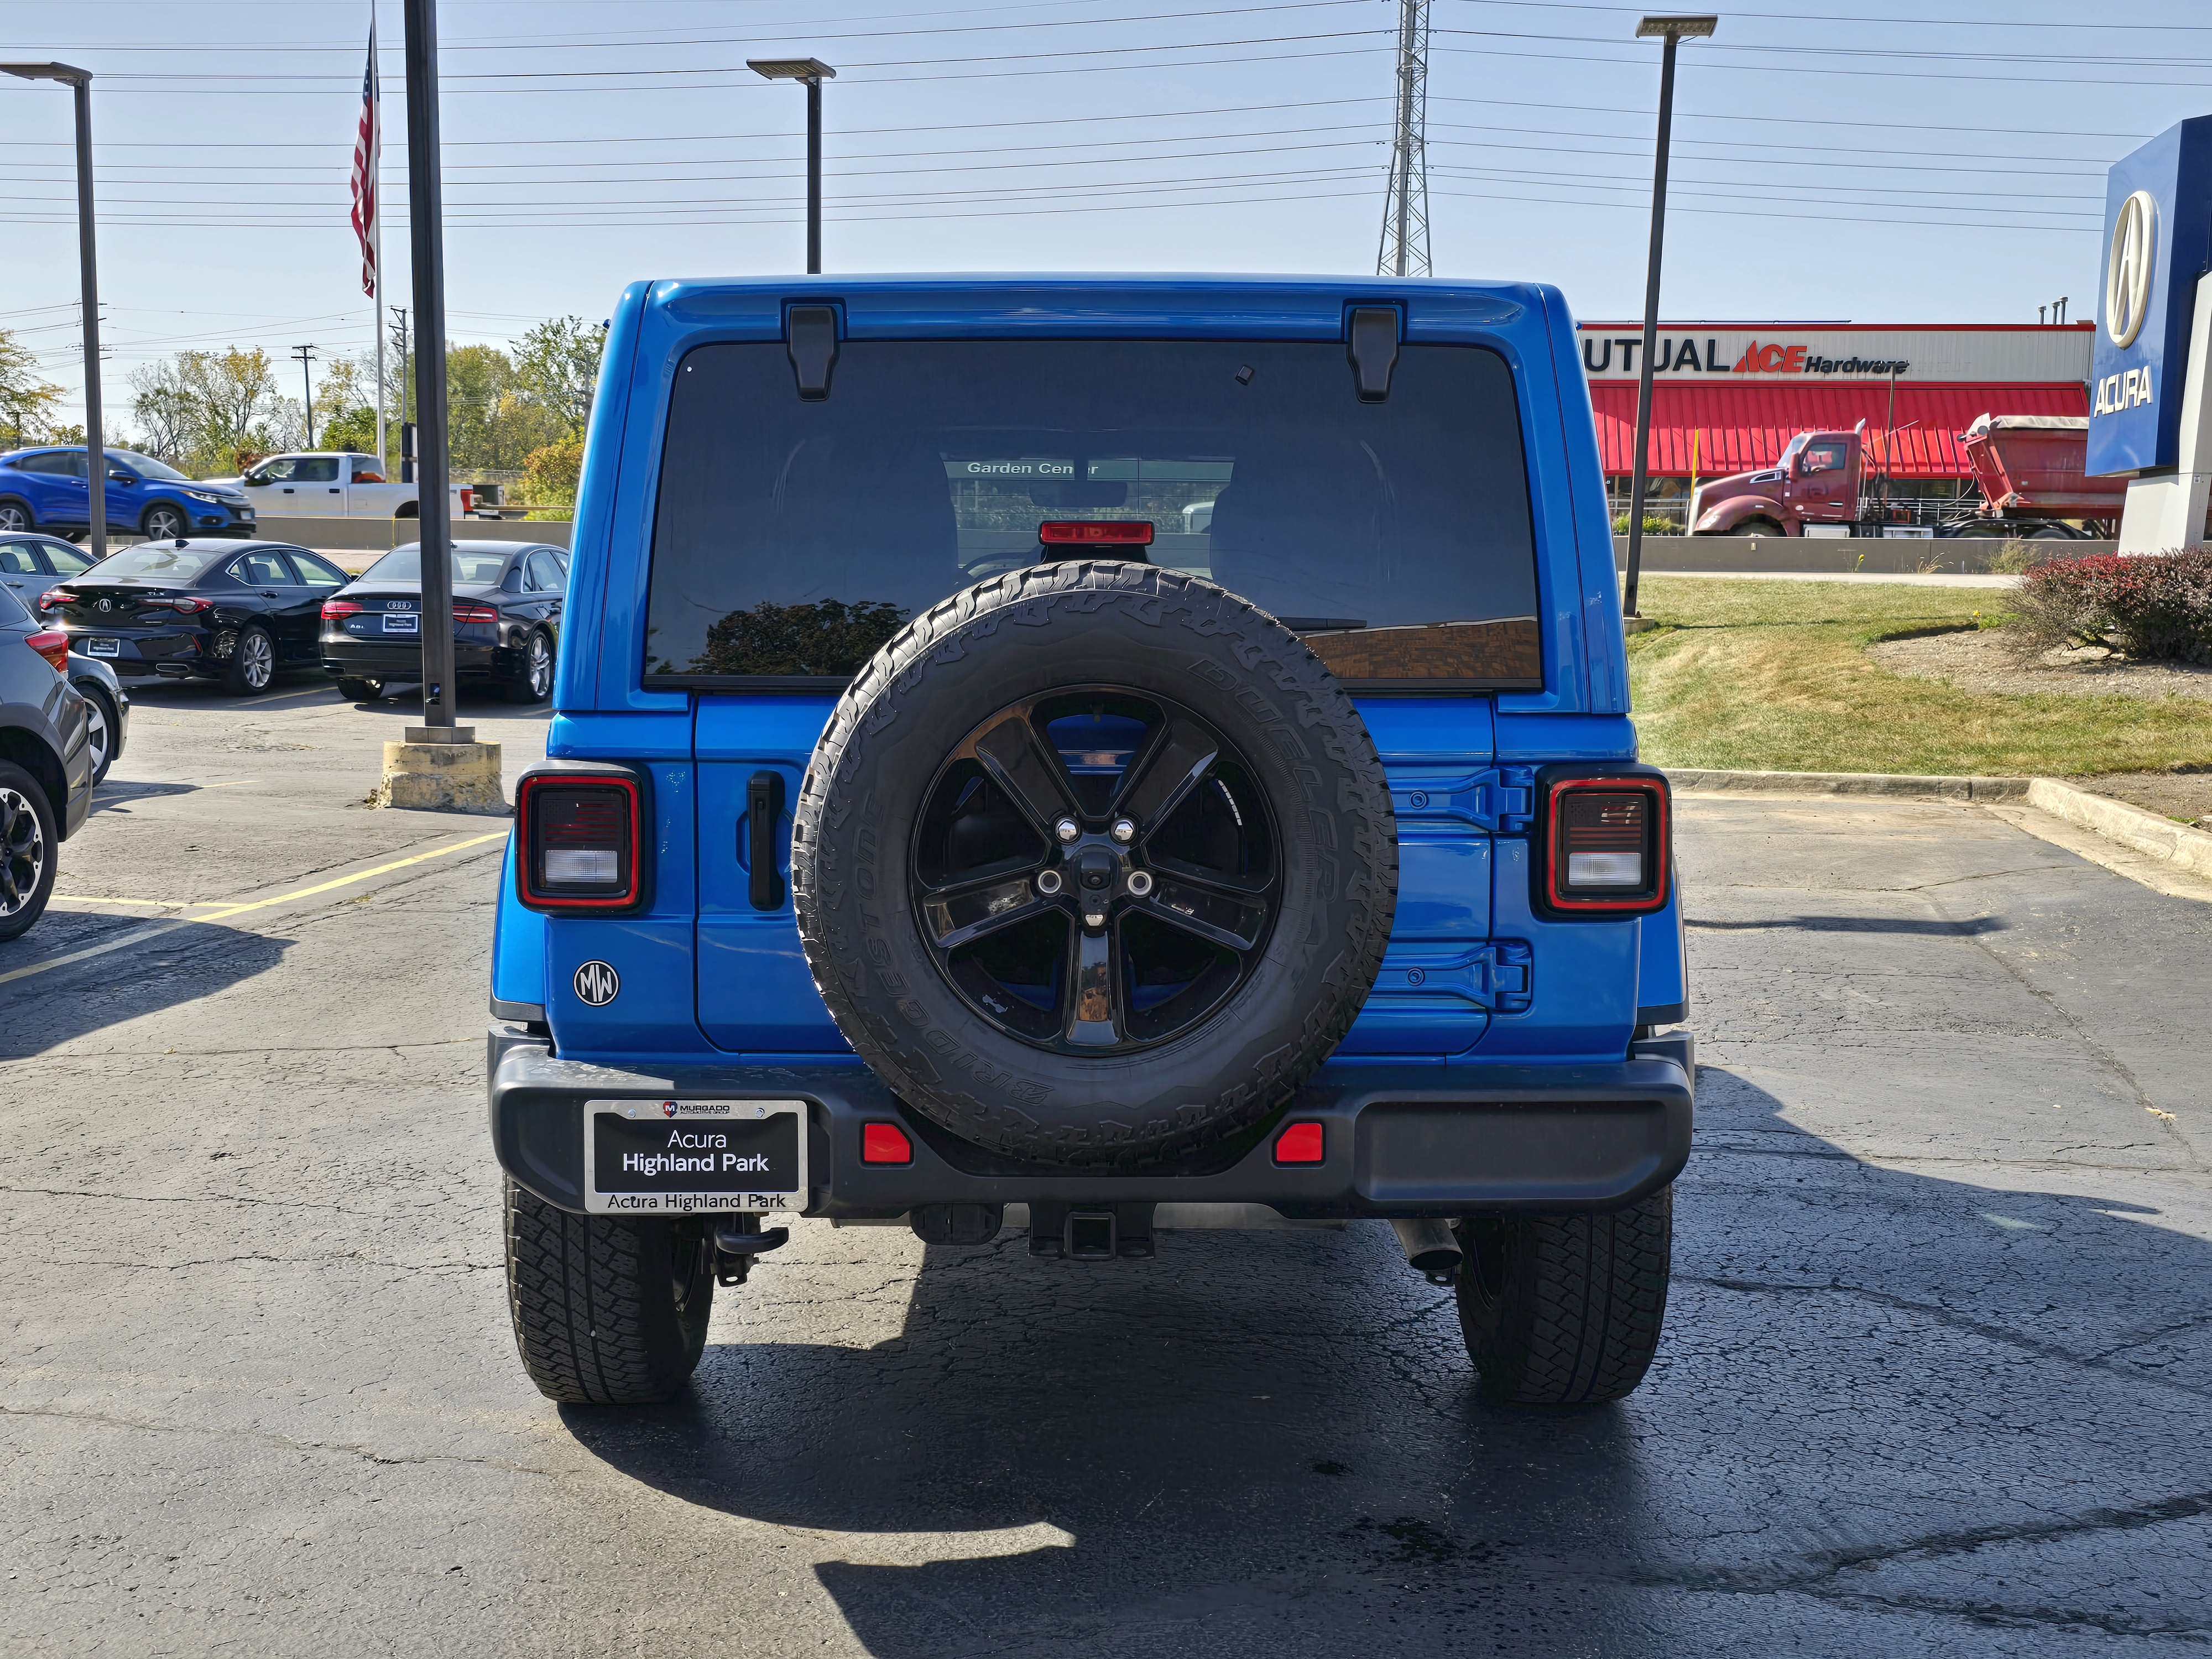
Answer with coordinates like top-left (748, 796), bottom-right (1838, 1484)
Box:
top-left (582, 1098), bottom-right (807, 1214)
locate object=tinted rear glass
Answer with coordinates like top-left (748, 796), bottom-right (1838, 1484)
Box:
top-left (363, 545), bottom-right (513, 586)
top-left (645, 338), bottom-right (1541, 690)
top-left (86, 545), bottom-right (227, 580)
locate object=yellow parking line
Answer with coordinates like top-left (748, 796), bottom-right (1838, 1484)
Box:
top-left (0, 830), bottom-right (509, 985)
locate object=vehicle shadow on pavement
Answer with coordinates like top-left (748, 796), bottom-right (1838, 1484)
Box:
top-left (561, 1068), bottom-right (2212, 1654)
top-left (1, 917), bottom-right (292, 1057)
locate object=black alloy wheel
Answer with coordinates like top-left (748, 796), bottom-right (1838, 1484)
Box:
top-left (142, 503), bottom-right (187, 541)
top-left (0, 765), bottom-right (56, 941)
top-left (911, 687), bottom-right (1277, 1054)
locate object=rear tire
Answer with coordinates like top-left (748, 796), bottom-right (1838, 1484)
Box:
top-left (0, 761), bottom-right (59, 942)
top-left (0, 497), bottom-right (32, 534)
top-left (1454, 1186), bottom-right (1672, 1407)
top-left (503, 628), bottom-right (552, 703)
top-left (76, 684), bottom-right (118, 785)
top-left (335, 676), bottom-right (384, 701)
top-left (221, 623), bottom-right (275, 695)
top-left (503, 1178), bottom-right (715, 1405)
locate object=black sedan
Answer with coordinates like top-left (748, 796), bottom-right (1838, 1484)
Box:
top-left (320, 540), bottom-right (566, 705)
top-left (36, 538), bottom-right (350, 695)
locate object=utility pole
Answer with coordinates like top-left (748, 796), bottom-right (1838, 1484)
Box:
top-left (1621, 14), bottom-right (1717, 622)
top-left (292, 343), bottom-right (319, 448)
top-left (1, 63), bottom-right (104, 559)
top-left (389, 306), bottom-right (412, 481)
top-left (1376, 0), bottom-right (1432, 278)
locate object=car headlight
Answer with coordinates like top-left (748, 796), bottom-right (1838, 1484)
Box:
top-left (181, 488), bottom-right (224, 504)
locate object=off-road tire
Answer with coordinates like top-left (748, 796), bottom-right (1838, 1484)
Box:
top-left (335, 676), bottom-right (384, 701)
top-left (791, 559), bottom-right (1397, 1168)
top-left (1454, 1186), bottom-right (1672, 1406)
top-left (503, 1178), bottom-right (714, 1405)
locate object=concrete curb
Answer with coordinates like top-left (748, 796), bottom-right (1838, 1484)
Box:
top-left (1667, 768), bottom-right (2030, 801)
top-left (1669, 768), bottom-right (2212, 883)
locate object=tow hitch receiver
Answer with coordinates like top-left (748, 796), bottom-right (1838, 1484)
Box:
top-left (712, 1216), bottom-right (789, 1285)
top-left (1027, 1202), bottom-right (1155, 1261)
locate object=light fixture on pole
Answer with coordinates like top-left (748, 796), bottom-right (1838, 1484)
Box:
top-left (2, 62), bottom-right (106, 562)
top-left (747, 58), bottom-right (834, 274)
top-left (1620, 14), bottom-right (1715, 622)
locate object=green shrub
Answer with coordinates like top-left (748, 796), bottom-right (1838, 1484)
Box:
top-left (1611, 514), bottom-right (1679, 536)
top-left (2007, 548), bottom-right (2212, 661)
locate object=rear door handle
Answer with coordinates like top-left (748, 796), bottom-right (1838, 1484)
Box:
top-left (746, 770), bottom-right (786, 910)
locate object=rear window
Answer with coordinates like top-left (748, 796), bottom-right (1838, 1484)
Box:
top-left (363, 545), bottom-right (513, 586)
top-left (85, 545), bottom-right (227, 580)
top-left (0, 582), bottom-right (27, 627)
top-left (644, 338), bottom-right (1540, 690)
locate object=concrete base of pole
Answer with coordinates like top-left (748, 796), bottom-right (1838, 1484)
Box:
top-left (1624, 617), bottom-right (1658, 634)
top-left (373, 737), bottom-right (508, 815)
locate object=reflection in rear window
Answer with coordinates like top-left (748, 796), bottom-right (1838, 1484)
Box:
top-left (644, 338), bottom-right (1541, 689)
top-left (86, 545), bottom-right (227, 580)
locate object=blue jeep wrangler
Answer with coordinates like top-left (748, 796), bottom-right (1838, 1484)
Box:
top-left (488, 276), bottom-right (1692, 1410)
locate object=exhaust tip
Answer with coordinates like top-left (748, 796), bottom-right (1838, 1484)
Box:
top-left (1390, 1217), bottom-right (1463, 1285)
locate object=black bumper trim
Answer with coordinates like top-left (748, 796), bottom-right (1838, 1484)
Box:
top-left (487, 1030), bottom-right (1694, 1219)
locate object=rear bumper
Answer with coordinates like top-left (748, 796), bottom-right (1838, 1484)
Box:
top-left (487, 1029), bottom-right (1695, 1219)
top-left (321, 638), bottom-right (503, 679)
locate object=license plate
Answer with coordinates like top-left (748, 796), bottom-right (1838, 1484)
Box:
top-left (382, 613), bottom-right (419, 634)
top-left (85, 637), bottom-right (119, 657)
top-left (583, 1098), bottom-right (808, 1215)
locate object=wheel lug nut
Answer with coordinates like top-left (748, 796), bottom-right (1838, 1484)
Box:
top-left (1110, 818), bottom-right (1136, 843)
top-left (1055, 818), bottom-right (1079, 843)
top-left (1126, 870), bottom-right (1154, 897)
top-left (1035, 869), bottom-right (1063, 895)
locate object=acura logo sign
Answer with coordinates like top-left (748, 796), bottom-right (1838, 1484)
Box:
top-left (573, 960), bottom-right (620, 1006)
top-left (2106, 189), bottom-right (2156, 349)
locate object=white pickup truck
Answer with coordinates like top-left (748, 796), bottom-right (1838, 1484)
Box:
top-left (207, 452), bottom-right (473, 520)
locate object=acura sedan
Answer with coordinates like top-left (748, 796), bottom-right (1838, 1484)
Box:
top-left (37, 538), bottom-right (349, 694)
top-left (320, 540), bottom-right (565, 705)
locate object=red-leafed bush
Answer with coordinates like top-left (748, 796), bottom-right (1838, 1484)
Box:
top-left (2008, 548), bottom-right (2212, 662)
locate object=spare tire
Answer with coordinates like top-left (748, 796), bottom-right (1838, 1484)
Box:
top-left (792, 560), bottom-right (1397, 1167)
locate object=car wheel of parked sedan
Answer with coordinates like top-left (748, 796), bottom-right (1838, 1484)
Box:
top-left (222, 623), bottom-right (276, 695)
top-left (76, 684), bottom-right (118, 785)
top-left (503, 1177), bottom-right (714, 1404)
top-left (503, 629), bottom-right (553, 704)
top-left (0, 761), bottom-right (58, 942)
top-left (335, 676), bottom-right (384, 702)
top-left (0, 497), bottom-right (32, 534)
top-left (140, 503), bottom-right (188, 541)
top-left (1454, 1187), bottom-right (1673, 1407)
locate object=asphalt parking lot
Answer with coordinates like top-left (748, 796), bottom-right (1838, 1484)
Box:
top-left (4, 677), bottom-right (2209, 1656)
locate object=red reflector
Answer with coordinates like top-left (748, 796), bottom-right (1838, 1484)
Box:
top-left (25, 629), bottom-right (69, 674)
top-left (861, 1122), bottom-right (914, 1165)
top-left (1037, 519), bottom-right (1155, 545)
top-left (1273, 1121), bottom-right (1324, 1164)
top-left (321, 599), bottom-right (363, 619)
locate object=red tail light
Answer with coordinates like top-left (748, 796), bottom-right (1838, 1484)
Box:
top-left (171, 596), bottom-right (211, 615)
top-left (460, 487), bottom-right (474, 514)
top-left (1039, 520), bottom-right (1155, 545)
top-left (321, 599), bottom-right (363, 619)
top-left (38, 589), bottom-right (72, 612)
top-left (25, 629), bottom-right (69, 673)
top-left (515, 771), bottom-right (646, 912)
top-left (1542, 775), bottom-right (1670, 913)
top-left (861, 1122), bottom-right (914, 1165)
top-left (452, 602), bottom-right (498, 625)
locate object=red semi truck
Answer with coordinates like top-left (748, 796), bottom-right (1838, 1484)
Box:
top-left (1688, 414), bottom-right (2122, 540)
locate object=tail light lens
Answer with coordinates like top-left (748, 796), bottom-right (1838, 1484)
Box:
top-left (171, 596), bottom-right (211, 615)
top-left (38, 589), bottom-right (73, 612)
top-left (1542, 775), bottom-right (1669, 913)
top-left (25, 629), bottom-right (69, 673)
top-left (1039, 520), bottom-right (1155, 546)
top-left (516, 771), bottom-right (645, 911)
top-left (321, 599), bottom-right (363, 619)
top-left (452, 602), bottom-right (498, 625)
top-left (460, 487), bottom-right (474, 513)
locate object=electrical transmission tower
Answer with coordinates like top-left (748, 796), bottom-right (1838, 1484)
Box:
top-left (1376, 0), bottom-right (1432, 278)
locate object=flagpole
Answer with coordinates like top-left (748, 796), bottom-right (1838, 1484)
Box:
top-left (371, 6), bottom-right (386, 476)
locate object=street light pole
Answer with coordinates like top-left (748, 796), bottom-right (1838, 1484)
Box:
top-left (1, 63), bottom-right (105, 560)
top-left (401, 0), bottom-right (461, 738)
top-left (1621, 15), bottom-right (1715, 622)
top-left (747, 58), bottom-right (836, 274)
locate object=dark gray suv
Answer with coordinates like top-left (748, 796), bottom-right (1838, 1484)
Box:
top-left (0, 578), bottom-right (92, 940)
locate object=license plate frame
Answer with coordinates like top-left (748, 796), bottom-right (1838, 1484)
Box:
top-left (84, 637), bottom-right (120, 658)
top-left (582, 1098), bottom-right (808, 1216)
top-left (382, 612), bottom-right (420, 635)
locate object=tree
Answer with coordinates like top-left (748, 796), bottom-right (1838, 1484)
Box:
top-left (127, 359), bottom-right (197, 463)
top-left (519, 434), bottom-right (585, 518)
top-left (310, 356), bottom-right (379, 455)
top-left (0, 328), bottom-right (67, 447)
top-left (124, 347), bottom-right (296, 475)
top-left (513, 315), bottom-right (605, 439)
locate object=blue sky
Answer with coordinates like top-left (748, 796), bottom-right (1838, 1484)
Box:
top-left (4, 0), bottom-right (2209, 429)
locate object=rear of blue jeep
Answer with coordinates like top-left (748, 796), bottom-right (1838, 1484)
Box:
top-left (488, 276), bottom-right (1691, 1409)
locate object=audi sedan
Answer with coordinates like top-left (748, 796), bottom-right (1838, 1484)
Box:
top-left (36, 538), bottom-right (350, 695)
top-left (320, 540), bottom-right (566, 705)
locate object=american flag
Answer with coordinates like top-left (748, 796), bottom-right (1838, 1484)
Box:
top-left (348, 15), bottom-right (379, 299)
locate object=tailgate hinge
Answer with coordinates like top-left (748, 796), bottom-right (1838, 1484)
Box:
top-left (1371, 941), bottom-right (1533, 1014)
top-left (1387, 765), bottom-right (1536, 834)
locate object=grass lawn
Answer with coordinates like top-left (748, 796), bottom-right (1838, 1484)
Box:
top-left (1626, 577), bottom-right (2212, 777)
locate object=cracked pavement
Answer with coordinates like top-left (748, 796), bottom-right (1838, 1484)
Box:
top-left (3, 687), bottom-right (2209, 1655)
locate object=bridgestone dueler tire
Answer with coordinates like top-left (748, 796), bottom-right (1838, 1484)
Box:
top-left (1454, 1187), bottom-right (1673, 1406)
top-left (792, 560), bottom-right (1397, 1168)
top-left (503, 1178), bottom-right (714, 1405)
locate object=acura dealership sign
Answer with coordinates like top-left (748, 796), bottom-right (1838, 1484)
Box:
top-left (2087, 117), bottom-right (2212, 476)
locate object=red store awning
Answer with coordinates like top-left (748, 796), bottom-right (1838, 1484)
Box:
top-left (1588, 382), bottom-right (2088, 478)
